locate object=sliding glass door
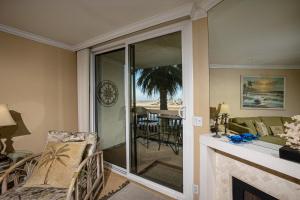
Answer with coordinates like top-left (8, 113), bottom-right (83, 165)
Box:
top-left (92, 28), bottom-right (192, 197)
top-left (129, 32), bottom-right (183, 192)
top-left (95, 48), bottom-right (126, 169)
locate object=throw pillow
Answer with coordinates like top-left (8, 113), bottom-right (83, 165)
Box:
top-left (24, 141), bottom-right (87, 188)
top-left (270, 126), bottom-right (284, 136)
top-left (255, 121), bottom-right (269, 136)
top-left (47, 131), bottom-right (97, 157)
top-left (261, 117), bottom-right (283, 135)
top-left (48, 130), bottom-right (85, 142)
top-left (47, 130), bottom-right (72, 142)
top-left (243, 121), bottom-right (257, 135)
top-left (74, 132), bottom-right (97, 157)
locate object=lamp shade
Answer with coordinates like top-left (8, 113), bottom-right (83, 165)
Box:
top-left (0, 104), bottom-right (16, 126)
top-left (218, 103), bottom-right (230, 114)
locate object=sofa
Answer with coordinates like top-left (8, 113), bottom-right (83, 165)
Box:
top-left (229, 116), bottom-right (293, 145)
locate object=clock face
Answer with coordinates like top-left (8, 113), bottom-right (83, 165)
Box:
top-left (96, 80), bottom-right (118, 107)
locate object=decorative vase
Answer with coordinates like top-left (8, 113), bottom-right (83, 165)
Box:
top-left (279, 146), bottom-right (300, 164)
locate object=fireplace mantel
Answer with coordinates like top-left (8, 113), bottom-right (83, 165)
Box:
top-left (199, 134), bottom-right (300, 200)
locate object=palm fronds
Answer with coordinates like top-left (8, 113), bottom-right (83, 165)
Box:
top-left (38, 144), bottom-right (71, 184)
top-left (136, 64), bottom-right (182, 110)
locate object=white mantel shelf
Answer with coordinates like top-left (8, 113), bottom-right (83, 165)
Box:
top-left (199, 134), bottom-right (300, 200)
top-left (200, 134), bottom-right (300, 180)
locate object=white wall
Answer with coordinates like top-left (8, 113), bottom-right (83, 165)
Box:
top-left (77, 49), bottom-right (90, 132)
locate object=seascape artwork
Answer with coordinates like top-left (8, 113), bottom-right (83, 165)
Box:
top-left (241, 76), bottom-right (285, 109)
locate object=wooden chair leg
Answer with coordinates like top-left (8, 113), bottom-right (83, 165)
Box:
top-left (146, 122), bottom-right (149, 149)
top-left (158, 131), bottom-right (161, 150)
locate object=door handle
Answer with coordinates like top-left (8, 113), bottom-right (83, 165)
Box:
top-left (178, 106), bottom-right (186, 119)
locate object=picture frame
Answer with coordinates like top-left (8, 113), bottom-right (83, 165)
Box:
top-left (241, 76), bottom-right (285, 110)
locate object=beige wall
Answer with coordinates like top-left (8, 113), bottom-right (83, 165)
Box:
top-left (193, 18), bottom-right (210, 200)
top-left (0, 31), bottom-right (78, 153)
top-left (210, 68), bottom-right (300, 117)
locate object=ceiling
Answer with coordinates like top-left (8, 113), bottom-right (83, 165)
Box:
top-left (134, 32), bottom-right (182, 68)
top-left (99, 32), bottom-right (181, 68)
top-left (208, 0), bottom-right (300, 66)
top-left (0, 0), bottom-right (195, 49)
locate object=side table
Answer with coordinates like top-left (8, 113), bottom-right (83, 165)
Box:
top-left (0, 150), bottom-right (32, 178)
top-left (8, 150), bottom-right (33, 164)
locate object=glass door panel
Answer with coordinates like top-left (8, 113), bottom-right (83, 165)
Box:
top-left (95, 48), bottom-right (126, 168)
top-left (129, 32), bottom-right (183, 192)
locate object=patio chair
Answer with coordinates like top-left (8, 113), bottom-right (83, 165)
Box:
top-left (158, 114), bottom-right (183, 154)
top-left (0, 131), bottom-right (104, 200)
top-left (135, 107), bottom-right (159, 148)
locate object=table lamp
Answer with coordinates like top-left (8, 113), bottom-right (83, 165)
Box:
top-left (0, 104), bottom-right (16, 159)
top-left (218, 103), bottom-right (230, 134)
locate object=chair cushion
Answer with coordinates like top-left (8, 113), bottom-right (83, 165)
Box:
top-left (261, 117), bottom-right (283, 135)
top-left (24, 141), bottom-right (87, 188)
top-left (0, 186), bottom-right (67, 200)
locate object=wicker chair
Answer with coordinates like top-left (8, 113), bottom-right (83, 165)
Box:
top-left (0, 132), bottom-right (104, 200)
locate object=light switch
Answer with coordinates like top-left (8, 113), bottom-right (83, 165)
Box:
top-left (193, 184), bottom-right (199, 194)
top-left (193, 116), bottom-right (203, 127)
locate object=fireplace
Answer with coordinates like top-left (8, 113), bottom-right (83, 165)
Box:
top-left (232, 177), bottom-right (278, 200)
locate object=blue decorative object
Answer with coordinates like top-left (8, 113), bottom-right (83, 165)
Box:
top-left (241, 133), bottom-right (258, 141)
top-left (227, 133), bottom-right (257, 143)
top-left (228, 135), bottom-right (243, 143)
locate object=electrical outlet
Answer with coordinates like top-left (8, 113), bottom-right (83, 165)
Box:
top-left (193, 184), bottom-right (199, 194)
top-left (193, 116), bottom-right (203, 127)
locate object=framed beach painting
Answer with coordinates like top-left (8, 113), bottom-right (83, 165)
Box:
top-left (241, 76), bottom-right (285, 110)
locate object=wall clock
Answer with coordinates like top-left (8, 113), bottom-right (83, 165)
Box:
top-left (96, 80), bottom-right (118, 107)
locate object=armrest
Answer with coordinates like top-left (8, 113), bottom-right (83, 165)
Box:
top-left (66, 151), bottom-right (104, 200)
top-left (0, 153), bottom-right (41, 194)
top-left (229, 122), bottom-right (252, 134)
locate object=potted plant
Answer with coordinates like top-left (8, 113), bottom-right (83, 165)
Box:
top-left (279, 115), bottom-right (300, 163)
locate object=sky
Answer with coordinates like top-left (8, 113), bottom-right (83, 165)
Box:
top-left (243, 77), bottom-right (284, 92)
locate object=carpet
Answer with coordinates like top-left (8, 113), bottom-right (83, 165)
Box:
top-left (139, 161), bottom-right (183, 192)
top-left (107, 183), bottom-right (173, 200)
top-left (99, 170), bottom-right (129, 200)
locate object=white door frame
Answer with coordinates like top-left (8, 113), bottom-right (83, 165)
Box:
top-left (90, 20), bottom-right (194, 200)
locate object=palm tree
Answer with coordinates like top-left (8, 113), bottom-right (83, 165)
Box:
top-left (136, 64), bottom-right (182, 110)
top-left (247, 80), bottom-right (254, 90)
top-left (244, 80), bottom-right (254, 97)
top-left (39, 144), bottom-right (70, 185)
